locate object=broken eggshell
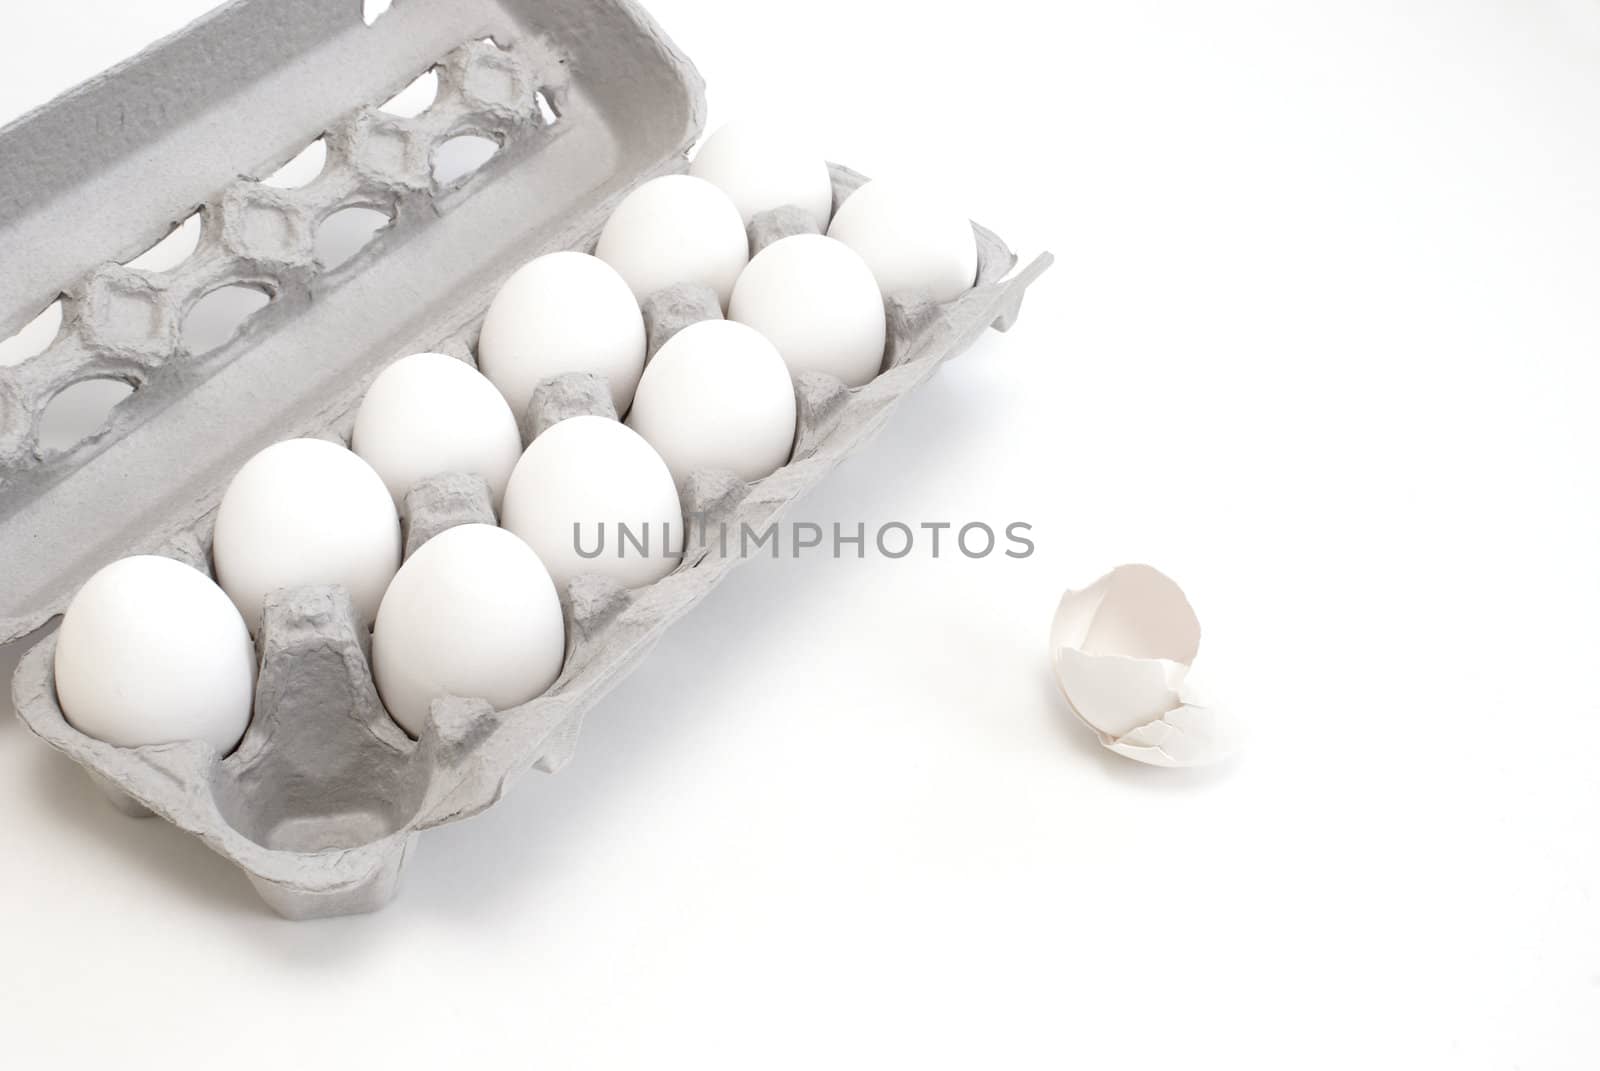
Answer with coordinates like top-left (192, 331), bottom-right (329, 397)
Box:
top-left (1050, 564), bottom-right (1240, 768)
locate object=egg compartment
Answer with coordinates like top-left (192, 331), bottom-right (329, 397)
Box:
top-left (4, 0), bottom-right (1050, 918)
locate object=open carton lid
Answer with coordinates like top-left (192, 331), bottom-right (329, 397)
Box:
top-left (0, 0), bottom-right (706, 643)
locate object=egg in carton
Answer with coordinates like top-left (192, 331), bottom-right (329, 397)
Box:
top-left (1, 0), bottom-right (1050, 918)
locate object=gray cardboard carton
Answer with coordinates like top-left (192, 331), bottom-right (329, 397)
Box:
top-left (1, 0), bottom-right (1049, 917)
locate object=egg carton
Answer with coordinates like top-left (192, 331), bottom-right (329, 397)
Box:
top-left (1, 0), bottom-right (1051, 918)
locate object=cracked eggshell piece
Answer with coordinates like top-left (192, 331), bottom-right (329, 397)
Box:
top-left (1050, 564), bottom-right (1240, 768)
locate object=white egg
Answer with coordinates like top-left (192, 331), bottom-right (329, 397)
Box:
top-left (371, 523), bottom-right (564, 737)
top-left (729, 234), bottom-right (887, 387)
top-left (54, 555), bottom-right (256, 753)
top-left (501, 415), bottom-right (683, 592)
top-left (595, 175), bottom-right (749, 309)
top-left (352, 352), bottom-right (523, 509)
top-left (626, 319), bottom-right (796, 487)
top-left (478, 252), bottom-right (647, 415)
top-left (689, 119), bottom-right (833, 230)
top-left (213, 438), bottom-right (401, 633)
top-left (826, 178), bottom-right (978, 303)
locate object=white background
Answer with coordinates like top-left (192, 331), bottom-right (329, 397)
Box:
top-left (2, 1), bottom-right (1598, 1067)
